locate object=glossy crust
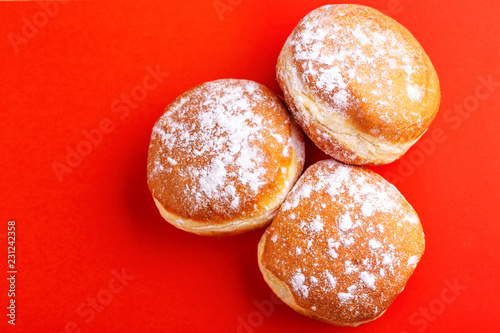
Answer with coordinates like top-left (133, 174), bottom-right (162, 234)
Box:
top-left (147, 79), bottom-right (305, 236)
top-left (258, 159), bottom-right (425, 325)
top-left (277, 4), bottom-right (440, 165)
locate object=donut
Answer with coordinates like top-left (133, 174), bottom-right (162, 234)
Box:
top-left (147, 79), bottom-right (305, 236)
top-left (258, 159), bottom-right (425, 326)
top-left (277, 4), bottom-right (440, 165)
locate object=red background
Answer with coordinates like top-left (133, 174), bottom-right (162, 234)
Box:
top-left (1, 1), bottom-right (499, 332)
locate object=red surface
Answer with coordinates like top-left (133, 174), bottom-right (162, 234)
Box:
top-left (1, 1), bottom-right (499, 332)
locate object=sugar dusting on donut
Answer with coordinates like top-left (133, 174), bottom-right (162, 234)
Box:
top-left (148, 79), bottom-right (302, 222)
top-left (290, 4), bottom-right (429, 132)
top-left (262, 159), bottom-right (425, 323)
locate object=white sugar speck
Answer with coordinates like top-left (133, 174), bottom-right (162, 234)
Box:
top-left (407, 84), bottom-right (421, 101)
top-left (360, 271), bottom-right (376, 289)
top-left (338, 292), bottom-right (354, 302)
top-left (342, 236), bottom-right (354, 246)
top-left (291, 272), bottom-right (309, 298)
top-left (369, 239), bottom-right (382, 249)
top-left (310, 215), bottom-right (324, 232)
top-left (407, 255), bottom-right (418, 266)
top-left (361, 202), bottom-right (373, 217)
top-left (345, 260), bottom-right (357, 274)
top-left (404, 214), bottom-right (419, 224)
top-left (339, 213), bottom-right (353, 232)
top-left (166, 157), bottom-right (178, 165)
top-left (198, 158), bottom-right (227, 195)
top-left (382, 253), bottom-right (395, 266)
top-left (352, 28), bottom-right (369, 45)
top-left (326, 270), bottom-right (337, 288)
top-left (282, 145), bottom-right (290, 157)
top-left (271, 132), bottom-right (284, 144)
top-left (329, 248), bottom-right (338, 259)
top-left (327, 238), bottom-right (340, 258)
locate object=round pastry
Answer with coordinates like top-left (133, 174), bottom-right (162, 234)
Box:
top-left (277, 4), bottom-right (440, 165)
top-left (147, 79), bottom-right (305, 236)
top-left (258, 159), bottom-right (425, 326)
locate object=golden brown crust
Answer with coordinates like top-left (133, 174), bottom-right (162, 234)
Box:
top-left (258, 232), bottom-right (386, 326)
top-left (258, 159), bottom-right (425, 325)
top-left (147, 79), bottom-right (305, 236)
top-left (277, 4), bottom-right (440, 165)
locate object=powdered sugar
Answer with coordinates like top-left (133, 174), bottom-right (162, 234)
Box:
top-left (325, 270), bottom-right (337, 288)
top-left (382, 252), bottom-right (395, 266)
top-left (310, 215), bottom-right (324, 232)
top-left (360, 271), bottom-right (376, 289)
top-left (198, 158), bottom-right (228, 197)
top-left (361, 202), bottom-right (374, 217)
top-left (404, 213), bottom-right (419, 224)
top-left (148, 79), bottom-right (300, 219)
top-left (339, 213), bottom-right (353, 232)
top-left (328, 238), bottom-right (340, 259)
top-left (267, 159), bottom-right (423, 317)
top-left (338, 292), bottom-right (354, 302)
top-left (407, 255), bottom-right (418, 266)
top-left (291, 271), bottom-right (309, 298)
top-left (406, 84), bottom-right (421, 101)
top-left (289, 4), bottom-right (427, 128)
top-left (166, 157), bottom-right (178, 166)
top-left (352, 28), bottom-right (369, 45)
top-left (369, 239), bottom-right (382, 249)
top-left (282, 182), bottom-right (313, 211)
